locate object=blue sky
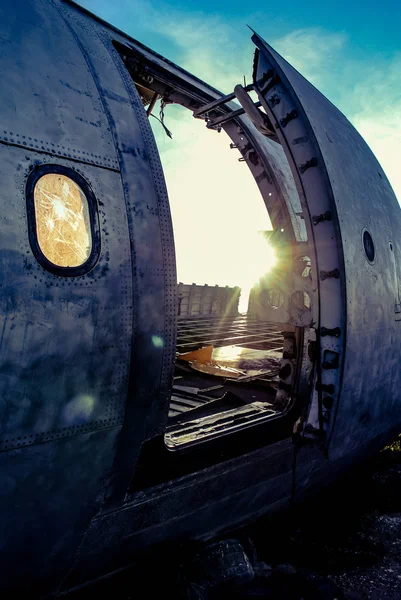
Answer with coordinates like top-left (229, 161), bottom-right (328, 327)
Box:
top-left (78, 0), bottom-right (401, 292)
top-left (78, 0), bottom-right (401, 200)
top-left (80, 0), bottom-right (401, 59)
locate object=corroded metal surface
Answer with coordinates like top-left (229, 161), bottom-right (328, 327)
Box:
top-left (0, 0), bottom-right (399, 595)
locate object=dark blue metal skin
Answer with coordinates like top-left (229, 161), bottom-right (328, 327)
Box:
top-left (252, 34), bottom-right (401, 455)
top-left (0, 0), bottom-right (175, 593)
top-left (0, 0), bottom-right (399, 596)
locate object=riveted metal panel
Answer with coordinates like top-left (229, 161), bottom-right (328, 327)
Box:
top-left (253, 34), bottom-right (401, 456)
top-left (0, 0), bottom-right (118, 169)
top-left (58, 2), bottom-right (177, 425)
top-left (0, 429), bottom-right (119, 593)
top-left (55, 1), bottom-right (177, 504)
top-left (0, 146), bottom-right (132, 451)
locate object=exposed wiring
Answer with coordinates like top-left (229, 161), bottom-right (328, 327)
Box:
top-left (150, 99), bottom-right (173, 139)
top-left (150, 114), bottom-right (173, 139)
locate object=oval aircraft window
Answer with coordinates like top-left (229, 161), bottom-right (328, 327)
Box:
top-left (34, 174), bottom-right (91, 266)
top-left (26, 166), bottom-right (100, 276)
top-left (363, 230), bottom-right (375, 263)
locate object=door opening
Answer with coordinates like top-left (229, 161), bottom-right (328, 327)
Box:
top-left (113, 40), bottom-right (315, 479)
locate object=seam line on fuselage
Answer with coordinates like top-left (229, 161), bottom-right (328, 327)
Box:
top-left (0, 139), bottom-right (120, 172)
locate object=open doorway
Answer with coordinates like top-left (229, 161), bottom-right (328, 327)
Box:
top-left (148, 101), bottom-right (288, 448)
top-left (114, 40), bottom-right (310, 457)
top-left (149, 101), bottom-right (276, 313)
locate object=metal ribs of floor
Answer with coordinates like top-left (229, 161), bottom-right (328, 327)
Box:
top-left (176, 314), bottom-right (283, 352)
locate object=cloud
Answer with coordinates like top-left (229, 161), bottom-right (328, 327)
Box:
top-left (134, 2), bottom-right (400, 291)
top-left (131, 2), bottom-right (252, 93)
top-left (272, 28), bottom-right (347, 88)
top-left (82, 0), bottom-right (400, 204)
top-left (150, 105), bottom-right (272, 288)
top-left (140, 3), bottom-right (400, 200)
top-left (349, 57), bottom-right (401, 203)
top-left (81, 0), bottom-right (401, 247)
top-left (355, 110), bottom-right (401, 204)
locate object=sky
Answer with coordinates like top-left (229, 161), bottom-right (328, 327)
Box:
top-left (79, 0), bottom-right (401, 302)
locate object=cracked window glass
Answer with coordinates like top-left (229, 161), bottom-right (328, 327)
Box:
top-left (34, 173), bottom-right (92, 267)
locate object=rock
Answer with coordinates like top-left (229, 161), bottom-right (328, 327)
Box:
top-left (275, 563), bottom-right (297, 575)
top-left (299, 569), bottom-right (346, 599)
top-left (187, 582), bottom-right (209, 599)
top-left (189, 539), bottom-right (255, 590)
top-left (253, 562), bottom-right (273, 578)
top-left (230, 562), bottom-right (275, 598)
top-left (238, 534), bottom-right (259, 566)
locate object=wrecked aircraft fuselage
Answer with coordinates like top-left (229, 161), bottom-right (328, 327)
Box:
top-left (0, 0), bottom-right (400, 595)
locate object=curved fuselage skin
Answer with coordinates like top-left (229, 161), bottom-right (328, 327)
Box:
top-left (0, 0), bottom-right (400, 595)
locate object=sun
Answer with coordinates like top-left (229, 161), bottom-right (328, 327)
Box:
top-left (236, 231), bottom-right (277, 313)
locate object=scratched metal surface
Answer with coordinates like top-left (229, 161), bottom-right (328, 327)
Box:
top-left (253, 35), bottom-right (401, 460)
top-left (58, 425), bottom-right (394, 591)
top-left (0, 0), bottom-right (400, 594)
top-left (57, 0), bottom-right (178, 506)
top-left (0, 0), bottom-right (175, 592)
top-left (0, 146), bottom-right (133, 447)
top-left (252, 134), bottom-right (308, 243)
top-left (0, 148), bottom-right (132, 590)
top-left (0, 0), bottom-right (118, 169)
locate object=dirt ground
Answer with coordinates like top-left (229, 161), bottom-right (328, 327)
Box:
top-left (246, 435), bottom-right (401, 599)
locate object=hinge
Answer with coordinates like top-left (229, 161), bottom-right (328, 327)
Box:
top-left (320, 327), bottom-right (341, 338)
top-left (299, 157), bottom-right (318, 173)
top-left (312, 211), bottom-right (332, 226)
top-left (193, 83), bottom-right (277, 138)
top-left (320, 268), bottom-right (340, 281)
top-left (192, 86), bottom-right (253, 118)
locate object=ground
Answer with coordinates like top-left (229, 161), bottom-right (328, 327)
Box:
top-left (246, 435), bottom-right (401, 599)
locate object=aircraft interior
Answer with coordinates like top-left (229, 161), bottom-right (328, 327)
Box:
top-left (113, 40), bottom-right (308, 457)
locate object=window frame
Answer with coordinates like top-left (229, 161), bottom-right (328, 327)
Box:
top-left (26, 165), bottom-right (101, 277)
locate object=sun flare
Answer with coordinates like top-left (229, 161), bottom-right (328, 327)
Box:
top-left (236, 231), bottom-right (277, 312)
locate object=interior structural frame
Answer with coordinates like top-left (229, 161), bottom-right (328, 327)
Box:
top-left (111, 39), bottom-right (319, 488)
